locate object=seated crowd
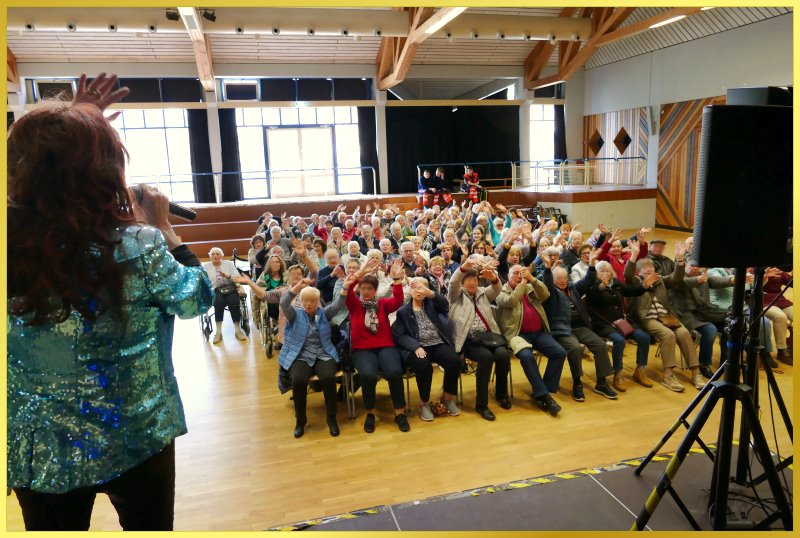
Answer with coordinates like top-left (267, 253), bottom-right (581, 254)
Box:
top-left (205, 198), bottom-right (792, 438)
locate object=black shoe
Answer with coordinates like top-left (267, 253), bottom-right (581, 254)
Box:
top-left (327, 417), bottom-right (340, 437)
top-left (699, 365), bottom-right (714, 379)
top-left (776, 349), bottom-right (793, 366)
top-left (572, 383), bottom-right (585, 402)
top-left (293, 419), bottom-right (307, 438)
top-left (476, 406), bottom-right (496, 421)
top-left (593, 382), bottom-right (618, 400)
top-left (364, 413), bottom-right (376, 433)
top-left (535, 395), bottom-right (561, 417)
top-left (394, 413), bottom-right (410, 432)
top-left (761, 350), bottom-right (780, 369)
top-left (496, 397), bottom-right (512, 410)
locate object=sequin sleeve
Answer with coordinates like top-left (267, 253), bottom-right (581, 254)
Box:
top-left (138, 227), bottom-right (214, 319)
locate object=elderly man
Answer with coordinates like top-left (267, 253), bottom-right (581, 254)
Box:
top-left (316, 249), bottom-right (343, 304)
top-left (495, 264), bottom-right (566, 416)
top-left (542, 251), bottom-right (618, 401)
top-left (399, 241), bottom-right (421, 278)
top-left (388, 222), bottom-right (406, 253)
top-left (647, 238), bottom-right (675, 277)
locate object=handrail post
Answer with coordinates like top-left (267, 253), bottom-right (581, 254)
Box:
top-left (371, 167), bottom-right (377, 195)
top-left (511, 161), bottom-right (516, 190)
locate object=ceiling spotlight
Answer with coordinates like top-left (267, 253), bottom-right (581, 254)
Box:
top-left (202, 9), bottom-right (216, 23)
top-left (108, 23), bottom-right (117, 32)
top-left (548, 33), bottom-right (557, 45)
top-left (571, 32), bottom-right (580, 42)
top-left (164, 9), bottom-right (180, 22)
top-left (66, 22), bottom-right (77, 32)
top-left (451, 106), bottom-right (458, 112)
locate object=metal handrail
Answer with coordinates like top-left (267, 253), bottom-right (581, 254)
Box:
top-left (155, 165), bottom-right (377, 202)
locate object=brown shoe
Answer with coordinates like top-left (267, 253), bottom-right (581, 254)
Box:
top-left (612, 372), bottom-right (626, 392)
top-left (633, 367), bottom-right (653, 388)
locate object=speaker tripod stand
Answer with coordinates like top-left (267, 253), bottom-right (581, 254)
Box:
top-left (630, 267), bottom-right (792, 531)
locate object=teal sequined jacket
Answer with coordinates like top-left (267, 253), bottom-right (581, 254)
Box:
top-left (7, 226), bottom-right (214, 493)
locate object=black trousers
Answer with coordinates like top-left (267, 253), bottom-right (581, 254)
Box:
top-left (405, 343), bottom-right (461, 402)
top-left (14, 441), bottom-right (175, 531)
top-left (462, 340), bottom-right (510, 407)
top-left (351, 347), bottom-right (406, 410)
top-left (213, 289), bottom-right (241, 322)
top-left (289, 359), bottom-right (338, 421)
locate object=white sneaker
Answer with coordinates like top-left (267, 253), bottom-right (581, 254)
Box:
top-left (212, 332), bottom-right (222, 344)
top-left (418, 403), bottom-right (434, 422)
top-left (442, 399), bottom-right (461, 416)
top-left (692, 374), bottom-right (706, 390)
top-left (235, 327), bottom-right (247, 341)
top-left (660, 375), bottom-right (685, 392)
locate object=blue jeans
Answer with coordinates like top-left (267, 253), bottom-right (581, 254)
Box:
top-left (606, 329), bottom-right (651, 372)
top-left (696, 323), bottom-right (719, 366)
top-left (517, 332), bottom-right (566, 399)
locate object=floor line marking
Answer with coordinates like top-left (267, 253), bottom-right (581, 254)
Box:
top-left (589, 474), bottom-right (654, 532)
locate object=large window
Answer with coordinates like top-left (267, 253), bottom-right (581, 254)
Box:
top-left (111, 109), bottom-right (193, 202)
top-left (529, 104), bottom-right (556, 186)
top-left (235, 106), bottom-right (362, 200)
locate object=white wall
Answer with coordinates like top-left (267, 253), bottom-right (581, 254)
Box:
top-left (564, 70), bottom-right (584, 159)
top-left (584, 13), bottom-right (792, 115)
top-left (545, 198), bottom-right (657, 230)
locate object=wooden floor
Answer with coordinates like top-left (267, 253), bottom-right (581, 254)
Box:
top-left (6, 229), bottom-right (793, 531)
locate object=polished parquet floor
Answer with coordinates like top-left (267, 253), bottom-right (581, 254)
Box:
top-left (6, 229), bottom-right (794, 530)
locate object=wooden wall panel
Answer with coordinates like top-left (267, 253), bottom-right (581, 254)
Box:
top-left (656, 95), bottom-right (726, 229)
top-left (583, 106), bottom-right (648, 185)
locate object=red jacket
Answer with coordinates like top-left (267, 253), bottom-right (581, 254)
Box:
top-left (343, 227), bottom-right (357, 242)
top-left (764, 270), bottom-right (793, 309)
top-left (346, 280), bottom-right (404, 349)
top-left (598, 239), bottom-right (648, 282)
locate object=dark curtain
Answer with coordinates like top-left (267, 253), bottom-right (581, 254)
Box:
top-left (218, 108), bottom-right (243, 202)
top-left (357, 107), bottom-right (379, 194)
top-left (385, 105), bottom-right (520, 193)
top-left (187, 109), bottom-right (216, 203)
top-left (554, 105), bottom-right (567, 161)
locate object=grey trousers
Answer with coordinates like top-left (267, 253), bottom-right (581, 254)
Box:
top-left (556, 326), bottom-right (614, 383)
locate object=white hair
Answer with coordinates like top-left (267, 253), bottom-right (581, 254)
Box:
top-left (400, 241), bottom-right (414, 252)
top-left (367, 249), bottom-right (382, 260)
top-left (299, 286), bottom-right (320, 302)
top-left (348, 240), bottom-right (360, 250)
top-left (324, 249), bottom-right (340, 262)
top-left (595, 260), bottom-right (613, 275)
top-left (544, 246), bottom-right (561, 257)
top-left (379, 238), bottom-right (392, 247)
top-left (208, 247), bottom-right (224, 256)
top-left (270, 226), bottom-right (281, 235)
top-left (569, 230), bottom-right (583, 242)
top-left (552, 266), bottom-right (568, 279)
top-left (494, 217), bottom-right (504, 227)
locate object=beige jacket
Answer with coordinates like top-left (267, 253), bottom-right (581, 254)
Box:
top-left (447, 267), bottom-right (503, 353)
top-left (495, 278), bottom-right (551, 354)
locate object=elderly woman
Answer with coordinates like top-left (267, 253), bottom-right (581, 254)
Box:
top-left (328, 226), bottom-right (345, 254)
top-left (560, 231), bottom-right (585, 274)
top-left (7, 74), bottom-right (213, 530)
top-left (358, 224), bottom-right (377, 254)
top-left (392, 278), bottom-right (461, 421)
top-left (346, 258), bottom-right (409, 433)
top-left (448, 256), bottom-right (510, 421)
top-left (248, 234), bottom-right (267, 280)
top-left (625, 243), bottom-right (705, 392)
top-left (586, 260), bottom-right (654, 390)
top-left (242, 274), bottom-right (353, 438)
top-left (203, 247), bottom-right (247, 343)
top-left (426, 256), bottom-right (452, 296)
top-left (598, 227), bottom-right (648, 282)
top-left (266, 225), bottom-right (293, 259)
top-left (570, 244), bottom-right (593, 283)
top-left (341, 240), bottom-right (367, 267)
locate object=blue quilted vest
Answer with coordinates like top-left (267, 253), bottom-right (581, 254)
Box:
top-left (278, 306), bottom-right (339, 370)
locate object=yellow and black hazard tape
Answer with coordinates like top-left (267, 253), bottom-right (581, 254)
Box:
top-left (271, 442), bottom-right (797, 531)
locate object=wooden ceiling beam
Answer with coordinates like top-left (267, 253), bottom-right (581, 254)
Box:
top-left (177, 7), bottom-right (215, 92)
top-left (523, 7), bottom-right (576, 86)
top-left (594, 7), bottom-right (702, 47)
top-left (7, 46), bottom-right (19, 86)
top-left (376, 6), bottom-right (467, 91)
top-left (527, 7), bottom-right (636, 89)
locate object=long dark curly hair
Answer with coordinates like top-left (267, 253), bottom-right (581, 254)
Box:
top-left (8, 102), bottom-right (137, 324)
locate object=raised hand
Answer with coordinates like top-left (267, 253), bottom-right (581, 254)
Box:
top-left (697, 270), bottom-right (708, 285)
top-left (598, 223), bottom-right (608, 234)
top-left (675, 241), bottom-right (687, 261)
top-left (573, 223), bottom-right (581, 231)
top-left (521, 267), bottom-right (534, 282)
top-left (389, 258), bottom-right (406, 280)
top-left (73, 73), bottom-right (130, 119)
top-left (627, 239), bottom-right (640, 254)
top-left (461, 256), bottom-right (476, 270)
top-left (332, 265), bottom-right (345, 279)
top-left (342, 273), bottom-right (357, 289)
top-left (643, 272), bottom-right (661, 289)
top-left (588, 248), bottom-right (600, 266)
top-left (611, 228), bottom-right (623, 242)
top-left (542, 253), bottom-right (553, 269)
top-left (231, 273), bottom-right (251, 284)
top-left (480, 268), bottom-right (498, 281)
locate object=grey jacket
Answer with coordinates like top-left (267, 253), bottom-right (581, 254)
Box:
top-left (447, 266), bottom-right (503, 352)
top-left (669, 273), bottom-right (732, 330)
top-left (625, 260), bottom-right (686, 323)
top-left (495, 277), bottom-right (551, 342)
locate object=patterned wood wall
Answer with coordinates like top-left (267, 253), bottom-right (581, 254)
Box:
top-left (656, 95), bottom-right (726, 229)
top-left (583, 107), bottom-right (648, 186)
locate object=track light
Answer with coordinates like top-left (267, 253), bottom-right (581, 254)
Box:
top-left (164, 9), bottom-right (180, 22)
top-left (470, 31), bottom-right (479, 39)
top-left (272, 27), bottom-right (280, 35)
top-left (548, 33), bottom-right (557, 45)
top-left (24, 22), bottom-right (35, 31)
top-left (66, 22), bottom-right (76, 32)
top-left (571, 32), bottom-right (580, 42)
top-left (148, 24), bottom-right (158, 33)
top-left (202, 9), bottom-right (216, 23)
top-left (108, 24), bottom-right (117, 32)
top-left (374, 29), bottom-right (382, 37)
top-left (307, 28), bottom-right (315, 36)
top-left (341, 28), bottom-right (349, 36)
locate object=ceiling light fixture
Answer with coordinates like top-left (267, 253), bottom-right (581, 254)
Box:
top-left (201, 9), bottom-right (216, 23)
top-left (425, 7), bottom-right (467, 35)
top-left (700, 7), bottom-right (715, 10)
top-left (164, 9), bottom-right (180, 22)
top-left (650, 15), bottom-right (687, 29)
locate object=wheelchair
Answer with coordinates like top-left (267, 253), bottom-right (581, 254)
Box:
top-left (256, 298), bottom-right (276, 358)
top-left (199, 249), bottom-right (251, 341)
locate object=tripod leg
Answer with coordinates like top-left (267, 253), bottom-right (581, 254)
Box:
top-left (710, 387), bottom-right (738, 529)
top-left (739, 397), bottom-right (794, 530)
top-left (760, 356), bottom-right (793, 442)
top-left (634, 362), bottom-right (726, 475)
top-left (631, 388), bottom-right (721, 531)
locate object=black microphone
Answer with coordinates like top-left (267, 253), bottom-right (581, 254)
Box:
top-left (130, 184), bottom-right (197, 222)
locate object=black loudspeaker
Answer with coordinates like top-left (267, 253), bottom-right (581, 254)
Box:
top-left (693, 104), bottom-right (792, 267)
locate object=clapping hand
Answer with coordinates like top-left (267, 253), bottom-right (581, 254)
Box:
top-left (675, 241), bottom-right (687, 261)
top-left (480, 268), bottom-right (498, 281)
top-left (332, 265), bottom-right (345, 279)
top-left (521, 267), bottom-right (534, 282)
top-left (643, 272), bottom-right (661, 289)
top-left (697, 270), bottom-right (708, 285)
top-left (627, 239), bottom-right (640, 255)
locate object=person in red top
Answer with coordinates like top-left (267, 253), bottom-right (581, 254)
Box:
top-left (762, 266), bottom-right (793, 364)
top-left (462, 165), bottom-right (483, 204)
top-left (346, 257), bottom-right (409, 433)
top-left (597, 227), bottom-right (648, 282)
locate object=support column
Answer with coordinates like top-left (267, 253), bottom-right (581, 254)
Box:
top-left (374, 86), bottom-right (389, 194)
top-left (518, 85), bottom-right (532, 188)
top-left (205, 90), bottom-right (223, 202)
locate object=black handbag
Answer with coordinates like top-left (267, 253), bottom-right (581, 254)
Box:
top-left (217, 283), bottom-right (238, 296)
top-left (470, 331), bottom-right (507, 349)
